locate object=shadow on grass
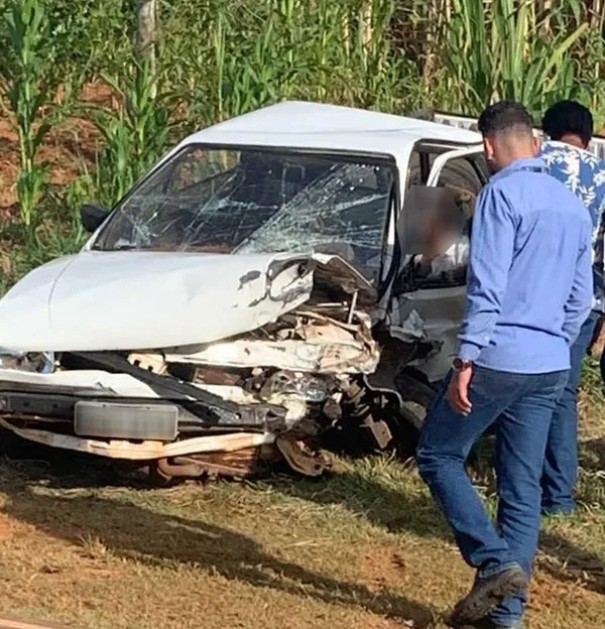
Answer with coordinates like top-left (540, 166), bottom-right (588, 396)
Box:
top-left (579, 437), bottom-right (605, 472)
top-left (5, 441), bottom-right (602, 614)
top-left (267, 450), bottom-right (605, 602)
top-left (265, 461), bottom-right (452, 541)
top-left (0, 456), bottom-right (435, 628)
top-left (263, 442), bottom-right (510, 544)
top-left (539, 529), bottom-right (605, 596)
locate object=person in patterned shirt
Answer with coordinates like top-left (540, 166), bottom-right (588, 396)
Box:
top-left (540, 101), bottom-right (605, 515)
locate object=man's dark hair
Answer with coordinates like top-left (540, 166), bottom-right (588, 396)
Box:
top-left (542, 100), bottom-right (593, 145)
top-left (477, 100), bottom-right (534, 137)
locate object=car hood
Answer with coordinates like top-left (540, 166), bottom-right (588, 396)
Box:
top-left (0, 250), bottom-right (374, 352)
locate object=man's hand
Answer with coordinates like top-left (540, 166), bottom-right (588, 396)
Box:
top-left (447, 367), bottom-right (473, 416)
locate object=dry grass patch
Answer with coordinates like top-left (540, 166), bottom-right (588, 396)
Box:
top-left (0, 376), bottom-right (602, 628)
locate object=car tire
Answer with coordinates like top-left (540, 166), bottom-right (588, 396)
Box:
top-left (0, 426), bottom-right (46, 458)
top-left (389, 371), bottom-right (438, 458)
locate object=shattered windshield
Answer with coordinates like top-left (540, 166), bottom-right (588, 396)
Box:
top-left (92, 145), bottom-right (395, 271)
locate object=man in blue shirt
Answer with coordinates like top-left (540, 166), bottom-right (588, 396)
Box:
top-left (539, 101), bottom-right (605, 516)
top-left (416, 101), bottom-right (592, 629)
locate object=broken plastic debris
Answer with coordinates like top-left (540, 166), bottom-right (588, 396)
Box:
top-left (391, 309), bottom-right (427, 342)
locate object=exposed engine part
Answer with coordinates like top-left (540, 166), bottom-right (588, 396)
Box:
top-left (148, 440), bottom-right (329, 482)
top-left (192, 366), bottom-right (242, 386)
top-left (260, 370), bottom-right (331, 403)
top-left (115, 444), bottom-right (281, 484)
top-left (62, 351), bottom-right (286, 428)
top-left (360, 415), bottom-right (392, 450)
top-left (347, 290), bottom-right (359, 325)
top-left (276, 438), bottom-right (331, 476)
top-left (163, 311), bottom-right (379, 374)
top-left (264, 399), bottom-right (317, 437)
top-left (156, 457), bottom-right (206, 479)
top-left (154, 445), bottom-right (278, 481)
top-left (128, 352), bottom-right (167, 374)
top-left (322, 396), bottom-right (342, 422)
top-left (319, 368), bottom-right (432, 461)
top-left (343, 380), bottom-right (393, 451)
top-left (0, 351), bottom-right (55, 373)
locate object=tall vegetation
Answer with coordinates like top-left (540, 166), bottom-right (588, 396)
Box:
top-left (436, 0), bottom-right (589, 114)
top-left (91, 58), bottom-right (171, 208)
top-left (2, 0), bottom-right (605, 288)
top-left (0, 0), bottom-right (58, 236)
top-left (162, 0), bottom-right (420, 126)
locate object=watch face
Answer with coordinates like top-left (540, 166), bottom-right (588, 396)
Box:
top-left (453, 358), bottom-right (471, 371)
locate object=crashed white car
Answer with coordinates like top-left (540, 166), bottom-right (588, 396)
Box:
top-left (0, 102), bottom-right (488, 481)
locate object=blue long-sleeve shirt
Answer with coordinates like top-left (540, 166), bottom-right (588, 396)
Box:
top-left (458, 157), bottom-right (593, 374)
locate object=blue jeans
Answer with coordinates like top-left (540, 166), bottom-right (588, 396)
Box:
top-left (417, 367), bottom-right (567, 628)
top-left (542, 311), bottom-right (599, 515)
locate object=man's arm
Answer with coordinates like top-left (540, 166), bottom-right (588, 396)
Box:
top-left (458, 186), bottom-right (515, 361)
top-left (564, 218), bottom-right (593, 344)
top-left (593, 189), bottom-right (605, 309)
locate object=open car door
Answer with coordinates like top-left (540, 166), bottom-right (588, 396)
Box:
top-left (391, 144), bottom-right (486, 382)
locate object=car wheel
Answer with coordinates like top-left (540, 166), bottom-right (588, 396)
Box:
top-left (389, 371), bottom-right (438, 457)
top-left (0, 426), bottom-right (46, 458)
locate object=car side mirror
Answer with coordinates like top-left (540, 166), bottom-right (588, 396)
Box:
top-left (80, 204), bottom-right (109, 233)
top-left (396, 186), bottom-right (461, 256)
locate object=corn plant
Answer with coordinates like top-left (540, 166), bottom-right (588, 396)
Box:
top-left (167, 0), bottom-right (417, 128)
top-left (0, 0), bottom-right (58, 235)
top-left (90, 57), bottom-right (171, 208)
top-left (338, 0), bottom-right (413, 109)
top-left (46, 0), bottom-right (134, 91)
top-left (575, 23), bottom-right (605, 129)
top-left (439, 0), bottom-right (588, 116)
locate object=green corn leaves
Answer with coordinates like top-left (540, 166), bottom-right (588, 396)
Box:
top-left (440, 0), bottom-right (589, 117)
top-left (91, 58), bottom-right (172, 209)
top-left (0, 0), bottom-right (57, 235)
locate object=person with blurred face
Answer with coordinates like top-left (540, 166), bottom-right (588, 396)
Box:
top-left (416, 101), bottom-right (593, 629)
top-left (539, 101), bottom-right (605, 516)
top-left (413, 193), bottom-right (469, 280)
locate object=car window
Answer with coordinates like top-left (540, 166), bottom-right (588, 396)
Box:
top-left (92, 145), bottom-right (396, 282)
top-left (405, 151), bottom-right (426, 188)
top-left (167, 147), bottom-right (239, 193)
top-left (437, 156), bottom-right (484, 197)
top-left (405, 155), bottom-right (484, 289)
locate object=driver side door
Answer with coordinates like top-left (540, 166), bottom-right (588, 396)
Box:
top-left (391, 145), bottom-right (487, 383)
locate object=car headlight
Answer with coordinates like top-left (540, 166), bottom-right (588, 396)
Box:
top-left (0, 351), bottom-right (55, 373)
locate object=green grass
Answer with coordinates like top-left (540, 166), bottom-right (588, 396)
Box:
top-left (0, 410), bottom-right (603, 629)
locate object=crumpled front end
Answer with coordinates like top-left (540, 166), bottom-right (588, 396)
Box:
top-left (0, 253), bottom-right (381, 480)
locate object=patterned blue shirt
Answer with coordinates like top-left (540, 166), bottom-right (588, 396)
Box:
top-left (541, 140), bottom-right (605, 312)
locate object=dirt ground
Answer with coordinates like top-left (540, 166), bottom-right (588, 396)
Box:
top-left (0, 81), bottom-right (115, 223)
top-left (0, 404), bottom-right (602, 629)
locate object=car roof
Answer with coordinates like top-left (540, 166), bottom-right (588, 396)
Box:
top-left (179, 101), bottom-right (482, 169)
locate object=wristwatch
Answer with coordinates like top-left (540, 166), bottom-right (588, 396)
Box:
top-left (452, 358), bottom-right (473, 372)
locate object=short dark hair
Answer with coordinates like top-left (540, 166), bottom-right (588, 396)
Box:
top-left (542, 100), bottom-right (593, 145)
top-left (477, 100), bottom-right (534, 137)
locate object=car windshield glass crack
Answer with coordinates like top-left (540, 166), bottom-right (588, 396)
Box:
top-left (93, 146), bottom-right (395, 271)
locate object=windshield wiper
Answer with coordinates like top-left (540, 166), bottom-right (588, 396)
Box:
top-left (110, 243), bottom-right (151, 251)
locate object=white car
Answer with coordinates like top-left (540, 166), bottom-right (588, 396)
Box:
top-left (0, 101), bottom-right (488, 481)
